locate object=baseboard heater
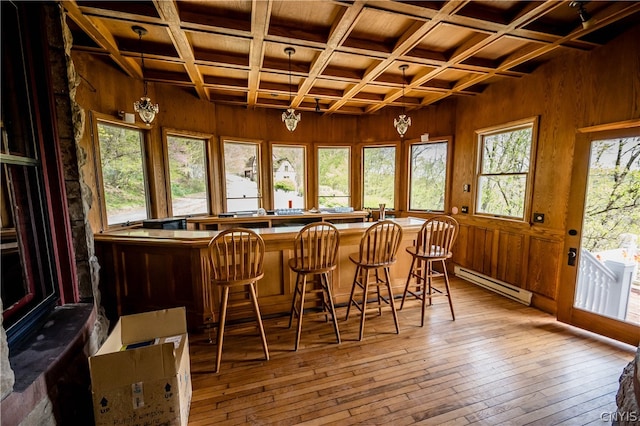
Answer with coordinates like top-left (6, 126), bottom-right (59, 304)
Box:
top-left (454, 266), bottom-right (532, 306)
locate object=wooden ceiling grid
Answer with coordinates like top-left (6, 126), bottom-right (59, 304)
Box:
top-left (64, 0), bottom-right (640, 115)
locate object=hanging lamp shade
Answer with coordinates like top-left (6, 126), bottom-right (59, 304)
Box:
top-left (394, 64), bottom-right (411, 137)
top-left (282, 47), bottom-right (300, 132)
top-left (132, 26), bottom-right (159, 126)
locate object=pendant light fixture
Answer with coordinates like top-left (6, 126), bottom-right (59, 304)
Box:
top-left (394, 64), bottom-right (411, 138)
top-left (570, 1), bottom-right (596, 29)
top-left (132, 25), bottom-right (159, 126)
top-left (282, 47), bottom-right (301, 132)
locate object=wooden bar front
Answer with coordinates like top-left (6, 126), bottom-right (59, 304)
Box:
top-left (95, 218), bottom-right (425, 330)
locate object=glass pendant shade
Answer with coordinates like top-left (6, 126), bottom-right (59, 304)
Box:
top-left (134, 94), bottom-right (159, 126)
top-left (282, 108), bottom-right (301, 132)
top-left (394, 114), bottom-right (411, 137)
top-left (394, 64), bottom-right (411, 137)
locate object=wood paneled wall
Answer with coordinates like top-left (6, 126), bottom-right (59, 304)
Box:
top-left (450, 25), bottom-right (640, 313)
top-left (71, 24), bottom-right (640, 314)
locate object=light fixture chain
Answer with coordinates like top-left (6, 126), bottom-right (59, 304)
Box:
top-left (288, 50), bottom-right (292, 106)
top-left (139, 32), bottom-right (148, 97)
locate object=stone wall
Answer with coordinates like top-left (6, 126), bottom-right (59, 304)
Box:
top-left (0, 2), bottom-right (108, 423)
top-left (616, 346), bottom-right (640, 425)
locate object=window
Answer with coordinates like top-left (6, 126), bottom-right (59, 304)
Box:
top-left (96, 122), bottom-right (149, 225)
top-left (476, 119), bottom-right (537, 219)
top-left (318, 146), bottom-right (350, 208)
top-left (363, 146), bottom-right (396, 209)
top-left (1, 1), bottom-right (59, 346)
top-left (272, 144), bottom-right (306, 209)
top-left (223, 140), bottom-right (262, 212)
top-left (409, 140), bottom-right (449, 211)
top-left (166, 134), bottom-right (208, 216)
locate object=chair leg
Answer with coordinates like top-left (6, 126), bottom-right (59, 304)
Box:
top-left (441, 260), bottom-right (455, 321)
top-left (384, 267), bottom-right (400, 334)
top-left (421, 259), bottom-right (428, 327)
top-left (321, 272), bottom-right (341, 344)
top-left (358, 269), bottom-right (371, 341)
top-left (294, 274), bottom-right (307, 351)
top-left (345, 265), bottom-right (361, 321)
top-left (375, 269), bottom-right (383, 316)
top-left (215, 286), bottom-right (230, 373)
top-left (248, 282), bottom-right (270, 361)
top-left (400, 255), bottom-right (417, 310)
top-left (288, 273), bottom-right (302, 329)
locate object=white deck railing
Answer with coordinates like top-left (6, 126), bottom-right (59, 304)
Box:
top-left (576, 248), bottom-right (636, 320)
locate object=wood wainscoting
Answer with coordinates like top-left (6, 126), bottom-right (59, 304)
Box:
top-left (186, 277), bottom-right (634, 425)
top-left (452, 218), bottom-right (564, 314)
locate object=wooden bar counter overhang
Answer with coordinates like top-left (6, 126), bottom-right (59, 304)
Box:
top-left (95, 216), bottom-right (426, 330)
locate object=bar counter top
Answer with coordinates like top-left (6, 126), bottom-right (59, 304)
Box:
top-left (95, 217), bottom-right (426, 246)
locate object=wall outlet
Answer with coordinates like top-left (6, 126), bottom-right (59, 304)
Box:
top-left (461, 206), bottom-right (469, 214)
top-left (463, 184), bottom-right (470, 192)
top-left (533, 213), bottom-right (545, 223)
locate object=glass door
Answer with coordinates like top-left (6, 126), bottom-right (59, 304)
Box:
top-left (558, 126), bottom-right (639, 346)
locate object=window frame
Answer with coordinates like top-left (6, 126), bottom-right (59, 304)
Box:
top-left (361, 143), bottom-right (398, 211)
top-left (269, 142), bottom-right (308, 210)
top-left (407, 137), bottom-right (453, 213)
top-left (473, 117), bottom-right (538, 221)
top-left (316, 144), bottom-right (352, 209)
top-left (92, 114), bottom-right (152, 229)
top-left (162, 128), bottom-right (213, 217)
top-left (220, 137), bottom-right (264, 213)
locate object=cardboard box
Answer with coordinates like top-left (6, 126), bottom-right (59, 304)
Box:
top-left (89, 307), bottom-right (192, 425)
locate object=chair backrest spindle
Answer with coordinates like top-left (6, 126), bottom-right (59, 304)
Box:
top-left (357, 220), bottom-right (403, 266)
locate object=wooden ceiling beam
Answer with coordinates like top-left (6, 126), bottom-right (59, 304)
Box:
top-left (65, 0), bottom-right (638, 115)
top-left (247, 0), bottom-right (272, 107)
top-left (366, 0), bottom-right (565, 112)
top-left (153, 0), bottom-right (208, 100)
top-left (290, 1), bottom-right (366, 109)
top-left (452, 1), bottom-right (640, 94)
top-left (63, 0), bottom-right (141, 78)
top-left (333, 0), bottom-right (473, 114)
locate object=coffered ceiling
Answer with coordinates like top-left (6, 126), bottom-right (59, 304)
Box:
top-left (63, 0), bottom-right (640, 115)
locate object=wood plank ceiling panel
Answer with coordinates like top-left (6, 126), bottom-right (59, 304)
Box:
top-left (63, 0), bottom-right (640, 114)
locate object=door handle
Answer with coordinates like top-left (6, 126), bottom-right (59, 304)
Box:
top-left (567, 248), bottom-right (577, 266)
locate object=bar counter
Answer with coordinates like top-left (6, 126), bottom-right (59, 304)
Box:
top-left (187, 210), bottom-right (370, 230)
top-left (95, 218), bottom-right (425, 330)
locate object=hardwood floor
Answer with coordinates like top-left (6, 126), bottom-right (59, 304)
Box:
top-left (187, 277), bottom-right (635, 425)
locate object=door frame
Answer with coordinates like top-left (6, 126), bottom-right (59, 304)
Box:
top-left (557, 120), bottom-right (640, 346)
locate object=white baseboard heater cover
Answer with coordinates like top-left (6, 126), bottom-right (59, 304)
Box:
top-left (454, 266), bottom-right (533, 306)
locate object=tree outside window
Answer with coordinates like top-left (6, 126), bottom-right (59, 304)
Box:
top-left (223, 140), bottom-right (261, 212)
top-left (409, 141), bottom-right (448, 211)
top-left (272, 145), bottom-right (305, 209)
top-left (363, 146), bottom-right (395, 209)
top-left (97, 122), bottom-right (149, 225)
top-left (318, 147), bottom-right (350, 208)
top-left (166, 134), bottom-right (208, 216)
top-left (476, 121), bottom-right (535, 219)
top-left (583, 137), bottom-right (640, 252)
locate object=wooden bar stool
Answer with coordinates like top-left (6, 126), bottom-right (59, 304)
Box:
top-left (288, 222), bottom-right (341, 351)
top-left (207, 228), bottom-right (269, 373)
top-left (400, 216), bottom-right (459, 326)
top-left (345, 220), bottom-right (403, 341)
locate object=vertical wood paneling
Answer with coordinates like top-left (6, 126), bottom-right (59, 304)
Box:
top-left (527, 237), bottom-right (562, 299)
top-left (471, 227), bottom-right (492, 275)
top-left (453, 223), bottom-right (470, 268)
top-left (496, 231), bottom-right (524, 287)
